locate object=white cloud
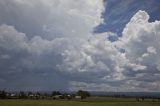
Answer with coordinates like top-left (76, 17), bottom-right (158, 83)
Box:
top-left (120, 10), bottom-right (160, 73)
top-left (115, 10), bottom-right (160, 91)
top-left (67, 8), bottom-right (160, 91)
top-left (147, 46), bottom-right (157, 54)
top-left (0, 0), bottom-right (104, 39)
top-left (0, 0), bottom-right (160, 91)
top-left (0, 24), bottom-right (28, 51)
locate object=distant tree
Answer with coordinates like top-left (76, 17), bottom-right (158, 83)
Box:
top-left (51, 91), bottom-right (61, 96)
top-left (0, 89), bottom-right (7, 99)
top-left (28, 91), bottom-right (32, 96)
top-left (35, 92), bottom-right (41, 99)
top-left (44, 93), bottom-right (49, 97)
top-left (77, 90), bottom-right (90, 99)
top-left (36, 92), bottom-right (41, 97)
top-left (136, 97), bottom-right (139, 102)
top-left (27, 91), bottom-right (33, 99)
top-left (19, 91), bottom-right (26, 99)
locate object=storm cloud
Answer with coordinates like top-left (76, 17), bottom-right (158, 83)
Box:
top-left (0, 0), bottom-right (160, 92)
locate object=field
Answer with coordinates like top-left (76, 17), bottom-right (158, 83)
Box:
top-left (0, 97), bottom-right (160, 106)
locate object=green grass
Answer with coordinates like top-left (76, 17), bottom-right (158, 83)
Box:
top-left (0, 97), bottom-right (160, 106)
top-left (81, 96), bottom-right (136, 102)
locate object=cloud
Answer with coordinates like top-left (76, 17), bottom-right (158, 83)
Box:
top-left (120, 10), bottom-right (160, 72)
top-left (0, 0), bottom-right (105, 90)
top-left (0, 0), bottom-right (104, 39)
top-left (69, 81), bottom-right (118, 91)
top-left (0, 0), bottom-right (160, 91)
top-left (147, 46), bottom-right (157, 54)
top-left (117, 10), bottom-right (160, 91)
top-left (0, 24), bottom-right (28, 51)
top-left (96, 0), bottom-right (160, 34)
top-left (67, 10), bottom-right (160, 91)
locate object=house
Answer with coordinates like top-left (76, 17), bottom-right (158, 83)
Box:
top-left (75, 95), bottom-right (81, 99)
top-left (54, 95), bottom-right (63, 99)
top-left (28, 94), bottom-right (34, 97)
top-left (10, 93), bottom-right (16, 97)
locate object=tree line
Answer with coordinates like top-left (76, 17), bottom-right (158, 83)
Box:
top-left (0, 89), bottom-right (90, 100)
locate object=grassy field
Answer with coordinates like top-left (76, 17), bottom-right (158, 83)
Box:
top-left (0, 97), bottom-right (160, 106)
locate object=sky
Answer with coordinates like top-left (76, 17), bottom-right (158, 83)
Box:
top-left (0, 0), bottom-right (160, 92)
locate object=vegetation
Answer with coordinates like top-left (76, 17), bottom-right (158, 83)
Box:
top-left (0, 89), bottom-right (160, 106)
top-left (0, 90), bottom-right (7, 99)
top-left (0, 98), bottom-right (160, 106)
top-left (0, 89), bottom-right (91, 100)
top-left (77, 90), bottom-right (90, 99)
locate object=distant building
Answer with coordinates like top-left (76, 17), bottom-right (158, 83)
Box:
top-left (10, 93), bottom-right (16, 97)
top-left (75, 96), bottom-right (81, 99)
top-left (29, 94), bottom-right (34, 97)
top-left (54, 95), bottom-right (62, 99)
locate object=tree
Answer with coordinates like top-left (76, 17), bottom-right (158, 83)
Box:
top-left (28, 91), bottom-right (32, 96)
top-left (0, 89), bottom-right (7, 99)
top-left (77, 90), bottom-right (90, 99)
top-left (19, 91), bottom-right (26, 99)
top-left (51, 91), bottom-right (61, 96)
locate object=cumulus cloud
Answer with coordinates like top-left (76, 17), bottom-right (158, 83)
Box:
top-left (121, 10), bottom-right (160, 73)
top-left (67, 10), bottom-right (160, 91)
top-left (0, 0), bottom-right (160, 91)
top-left (117, 10), bottom-right (160, 91)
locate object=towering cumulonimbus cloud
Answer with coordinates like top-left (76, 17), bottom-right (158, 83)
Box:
top-left (0, 0), bottom-right (160, 91)
top-left (63, 10), bottom-right (160, 91)
top-left (120, 10), bottom-right (160, 73)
